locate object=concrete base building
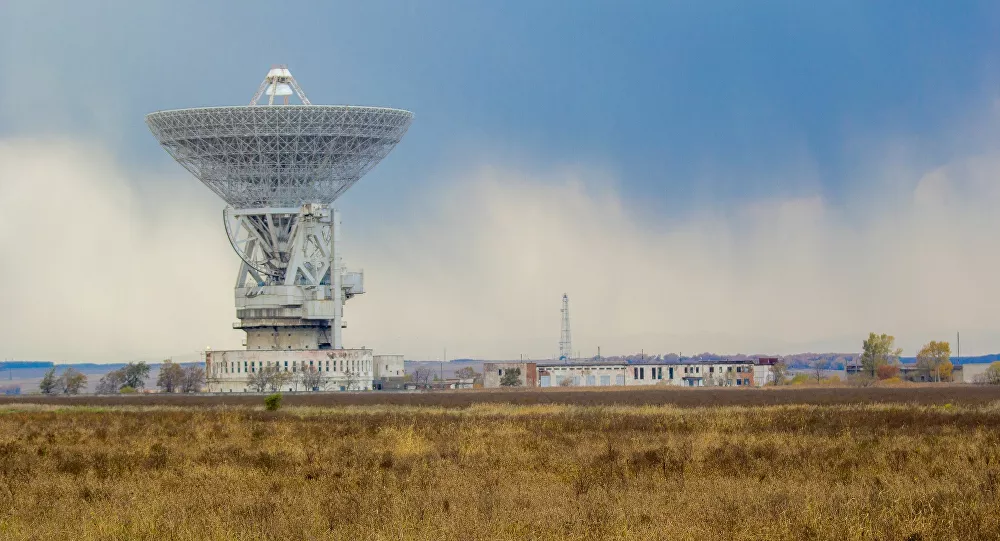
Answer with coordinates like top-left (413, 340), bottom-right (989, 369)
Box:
top-left (205, 349), bottom-right (374, 392)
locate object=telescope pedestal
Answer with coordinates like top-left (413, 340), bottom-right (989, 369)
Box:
top-left (227, 204), bottom-right (363, 351)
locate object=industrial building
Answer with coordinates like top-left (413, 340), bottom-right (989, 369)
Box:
top-left (147, 66), bottom-right (411, 392)
top-left (484, 358), bottom-right (775, 388)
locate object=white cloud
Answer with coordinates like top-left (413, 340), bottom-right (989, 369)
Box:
top-left (0, 138), bottom-right (240, 362)
top-left (2, 137), bottom-right (999, 363)
top-left (347, 158), bottom-right (1000, 359)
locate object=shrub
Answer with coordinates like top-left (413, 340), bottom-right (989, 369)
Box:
top-left (877, 364), bottom-right (900, 380)
top-left (264, 393), bottom-right (282, 411)
top-left (119, 386), bottom-right (137, 394)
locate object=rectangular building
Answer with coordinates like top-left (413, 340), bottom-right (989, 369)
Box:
top-left (484, 359), bottom-right (765, 388)
top-left (205, 348), bottom-right (374, 393)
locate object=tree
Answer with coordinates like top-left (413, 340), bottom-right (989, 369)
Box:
top-left (121, 362), bottom-right (151, 391)
top-left (342, 370), bottom-right (361, 391)
top-left (769, 360), bottom-right (787, 385)
top-left (96, 369), bottom-right (127, 394)
top-left (298, 366), bottom-right (327, 391)
top-left (156, 360), bottom-right (185, 393)
top-left (247, 366), bottom-right (289, 393)
top-left (411, 368), bottom-right (433, 389)
top-left (39, 368), bottom-right (58, 395)
top-left (455, 366), bottom-right (481, 383)
top-left (246, 366), bottom-right (269, 393)
top-left (811, 359), bottom-right (829, 384)
top-left (978, 362), bottom-right (1000, 385)
top-left (916, 341), bottom-right (952, 382)
top-left (500, 367), bottom-right (522, 387)
top-left (181, 365), bottom-right (205, 393)
top-left (268, 368), bottom-right (292, 392)
top-left (58, 368), bottom-right (87, 394)
top-left (860, 333), bottom-right (902, 379)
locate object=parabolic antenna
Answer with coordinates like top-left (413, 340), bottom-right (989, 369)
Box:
top-left (145, 67), bottom-right (413, 209)
top-left (145, 65), bottom-right (411, 354)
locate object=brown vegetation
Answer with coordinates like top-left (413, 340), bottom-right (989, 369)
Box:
top-left (5, 384), bottom-right (1000, 408)
top-left (1, 401), bottom-right (1000, 539)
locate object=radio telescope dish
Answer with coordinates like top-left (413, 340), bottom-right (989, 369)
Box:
top-left (145, 66), bottom-right (413, 209)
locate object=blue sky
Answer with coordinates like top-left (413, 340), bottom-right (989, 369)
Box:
top-left (3, 1), bottom-right (1000, 361)
top-left (5, 1), bottom-right (999, 206)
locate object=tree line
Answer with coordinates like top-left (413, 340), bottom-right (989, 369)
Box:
top-left (767, 332), bottom-right (1000, 385)
top-left (93, 361), bottom-right (205, 394)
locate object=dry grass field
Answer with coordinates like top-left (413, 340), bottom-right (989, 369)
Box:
top-left (2, 395), bottom-right (1000, 540)
top-left (5, 383), bottom-right (1000, 408)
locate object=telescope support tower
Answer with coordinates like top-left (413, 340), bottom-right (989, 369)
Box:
top-left (229, 204), bottom-right (362, 350)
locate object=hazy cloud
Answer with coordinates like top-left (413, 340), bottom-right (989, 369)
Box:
top-left (2, 137), bottom-right (999, 362)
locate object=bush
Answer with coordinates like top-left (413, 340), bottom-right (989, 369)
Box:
top-left (119, 386), bottom-right (137, 394)
top-left (264, 393), bottom-right (282, 411)
top-left (877, 365), bottom-right (900, 380)
top-left (880, 376), bottom-right (903, 385)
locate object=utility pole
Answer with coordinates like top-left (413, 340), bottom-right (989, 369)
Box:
top-left (957, 332), bottom-right (961, 367)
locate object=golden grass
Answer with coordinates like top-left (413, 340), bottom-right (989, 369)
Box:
top-left (1, 403), bottom-right (999, 540)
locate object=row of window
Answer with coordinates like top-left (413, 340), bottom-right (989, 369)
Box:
top-left (221, 358), bottom-right (371, 375)
top-left (632, 365), bottom-right (754, 381)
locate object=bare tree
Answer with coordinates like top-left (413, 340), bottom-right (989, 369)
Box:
top-left (342, 369), bottom-right (361, 391)
top-left (181, 365), bottom-right (205, 393)
top-left (298, 366), bottom-right (327, 391)
top-left (96, 369), bottom-right (126, 394)
top-left (411, 367), bottom-right (433, 389)
top-left (247, 366), bottom-right (277, 393)
top-left (769, 360), bottom-right (787, 386)
top-left (268, 368), bottom-right (293, 392)
top-left (455, 366), bottom-right (481, 383)
top-left (811, 359), bottom-right (829, 384)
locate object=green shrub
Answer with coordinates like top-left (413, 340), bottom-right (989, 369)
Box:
top-left (119, 386), bottom-right (137, 394)
top-left (264, 393), bottom-right (282, 411)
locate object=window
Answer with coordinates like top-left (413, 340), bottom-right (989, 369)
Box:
top-left (499, 369), bottom-right (503, 376)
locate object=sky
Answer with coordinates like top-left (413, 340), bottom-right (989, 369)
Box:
top-left (2, 1), bottom-right (1000, 362)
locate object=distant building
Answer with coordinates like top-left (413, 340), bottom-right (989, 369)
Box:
top-left (954, 362), bottom-right (993, 384)
top-left (484, 359), bottom-right (769, 388)
top-left (373, 354), bottom-right (406, 390)
top-left (205, 349), bottom-right (375, 392)
top-left (484, 362), bottom-right (537, 388)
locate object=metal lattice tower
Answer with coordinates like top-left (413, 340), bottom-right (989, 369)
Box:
top-left (559, 294), bottom-right (572, 362)
top-left (146, 66), bottom-right (412, 351)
